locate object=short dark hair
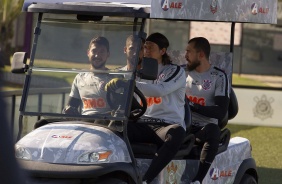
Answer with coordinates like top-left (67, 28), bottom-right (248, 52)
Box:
top-left (89, 36), bottom-right (110, 52)
top-left (126, 35), bottom-right (145, 46)
top-left (188, 37), bottom-right (210, 59)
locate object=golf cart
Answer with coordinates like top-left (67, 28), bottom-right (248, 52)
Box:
top-left (12, 0), bottom-right (277, 183)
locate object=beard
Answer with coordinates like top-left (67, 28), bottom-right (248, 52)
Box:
top-left (90, 59), bottom-right (106, 69)
top-left (187, 59), bottom-right (200, 71)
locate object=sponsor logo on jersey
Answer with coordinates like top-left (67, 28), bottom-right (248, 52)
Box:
top-left (161, 0), bottom-right (182, 11)
top-left (143, 118), bottom-right (166, 123)
top-left (188, 95), bottom-right (205, 106)
top-left (210, 71), bottom-right (218, 76)
top-left (144, 97), bottom-right (162, 107)
top-left (202, 79), bottom-right (212, 90)
top-left (82, 97), bottom-right (106, 109)
top-left (209, 167), bottom-right (232, 180)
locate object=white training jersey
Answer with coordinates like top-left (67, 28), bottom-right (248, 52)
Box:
top-left (69, 72), bottom-right (112, 115)
top-left (136, 64), bottom-right (186, 130)
top-left (185, 65), bottom-right (229, 127)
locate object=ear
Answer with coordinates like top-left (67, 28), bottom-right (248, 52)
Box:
top-left (199, 51), bottom-right (205, 58)
top-left (87, 49), bottom-right (90, 57)
top-left (160, 48), bottom-right (166, 55)
top-left (124, 46), bottom-right (127, 54)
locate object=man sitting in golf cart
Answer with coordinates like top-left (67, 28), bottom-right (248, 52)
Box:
top-left (63, 36), bottom-right (113, 115)
top-left (185, 37), bottom-right (230, 184)
top-left (125, 32), bottom-right (187, 183)
top-left (118, 34), bottom-right (145, 72)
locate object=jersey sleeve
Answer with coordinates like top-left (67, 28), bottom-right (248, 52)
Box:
top-left (69, 74), bottom-right (80, 99)
top-left (215, 70), bottom-right (229, 97)
top-left (136, 66), bottom-right (186, 97)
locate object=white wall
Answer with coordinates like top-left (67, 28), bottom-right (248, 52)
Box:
top-left (230, 88), bottom-right (282, 127)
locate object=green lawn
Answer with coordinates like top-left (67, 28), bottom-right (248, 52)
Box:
top-left (227, 124), bottom-right (282, 184)
top-left (232, 74), bottom-right (269, 87)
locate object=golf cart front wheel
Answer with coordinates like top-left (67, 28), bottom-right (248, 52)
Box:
top-left (240, 173), bottom-right (257, 184)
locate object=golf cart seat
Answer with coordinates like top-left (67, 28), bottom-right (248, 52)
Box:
top-left (187, 88), bottom-right (239, 159)
top-left (131, 88), bottom-right (238, 158)
top-left (131, 97), bottom-right (195, 159)
top-left (217, 88), bottom-right (238, 153)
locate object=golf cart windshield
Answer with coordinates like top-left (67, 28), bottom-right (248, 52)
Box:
top-left (24, 13), bottom-right (144, 124)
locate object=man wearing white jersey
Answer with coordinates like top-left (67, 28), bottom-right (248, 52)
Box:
top-left (63, 36), bottom-right (113, 115)
top-left (119, 35), bottom-right (144, 71)
top-left (127, 33), bottom-right (186, 183)
top-left (185, 37), bottom-right (230, 184)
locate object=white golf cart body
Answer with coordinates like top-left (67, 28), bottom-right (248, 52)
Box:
top-left (14, 0), bottom-right (277, 184)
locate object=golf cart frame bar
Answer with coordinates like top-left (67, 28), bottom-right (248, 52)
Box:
top-left (26, 2), bottom-right (150, 18)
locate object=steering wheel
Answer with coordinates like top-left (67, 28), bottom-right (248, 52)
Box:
top-left (106, 85), bottom-right (147, 119)
top-left (130, 86), bottom-right (147, 119)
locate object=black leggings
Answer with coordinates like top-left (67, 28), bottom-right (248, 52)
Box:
top-left (191, 123), bottom-right (221, 182)
top-left (127, 122), bottom-right (185, 183)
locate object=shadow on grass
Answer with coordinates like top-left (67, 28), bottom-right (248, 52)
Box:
top-left (257, 167), bottom-right (282, 184)
top-left (226, 124), bottom-right (258, 135)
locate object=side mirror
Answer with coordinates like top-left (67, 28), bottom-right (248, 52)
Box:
top-left (11, 52), bottom-right (28, 73)
top-left (138, 57), bottom-right (158, 80)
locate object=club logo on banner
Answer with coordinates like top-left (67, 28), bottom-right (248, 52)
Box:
top-left (166, 162), bottom-right (178, 184)
top-left (253, 95), bottom-right (274, 120)
top-left (210, 0), bottom-right (218, 14)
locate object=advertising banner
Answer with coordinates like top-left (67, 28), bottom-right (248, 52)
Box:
top-left (151, 0), bottom-right (277, 24)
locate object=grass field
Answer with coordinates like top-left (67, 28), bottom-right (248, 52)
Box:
top-left (227, 124), bottom-right (282, 184)
top-left (232, 75), bottom-right (269, 87)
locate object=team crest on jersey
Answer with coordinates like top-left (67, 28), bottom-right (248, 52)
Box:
top-left (202, 80), bottom-right (212, 90)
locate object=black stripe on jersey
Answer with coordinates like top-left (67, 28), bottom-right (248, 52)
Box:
top-left (164, 65), bottom-right (181, 82)
top-left (214, 66), bottom-right (229, 96)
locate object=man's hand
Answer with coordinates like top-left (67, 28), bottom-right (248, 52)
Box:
top-left (105, 78), bottom-right (127, 92)
top-left (187, 99), bottom-right (200, 111)
top-left (62, 105), bottom-right (80, 115)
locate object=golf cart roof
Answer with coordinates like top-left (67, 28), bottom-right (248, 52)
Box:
top-left (23, 0), bottom-right (277, 24)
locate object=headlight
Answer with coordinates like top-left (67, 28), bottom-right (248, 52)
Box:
top-left (78, 150), bottom-right (112, 164)
top-left (15, 146), bottom-right (32, 160)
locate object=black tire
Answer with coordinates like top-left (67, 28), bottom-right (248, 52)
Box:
top-left (240, 173), bottom-right (257, 184)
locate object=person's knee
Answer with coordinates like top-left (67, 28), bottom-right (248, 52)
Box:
top-left (34, 119), bottom-right (49, 129)
top-left (204, 123), bottom-right (221, 140)
top-left (165, 126), bottom-right (185, 148)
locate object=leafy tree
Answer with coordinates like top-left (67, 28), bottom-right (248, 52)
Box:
top-left (0, 0), bottom-right (24, 67)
